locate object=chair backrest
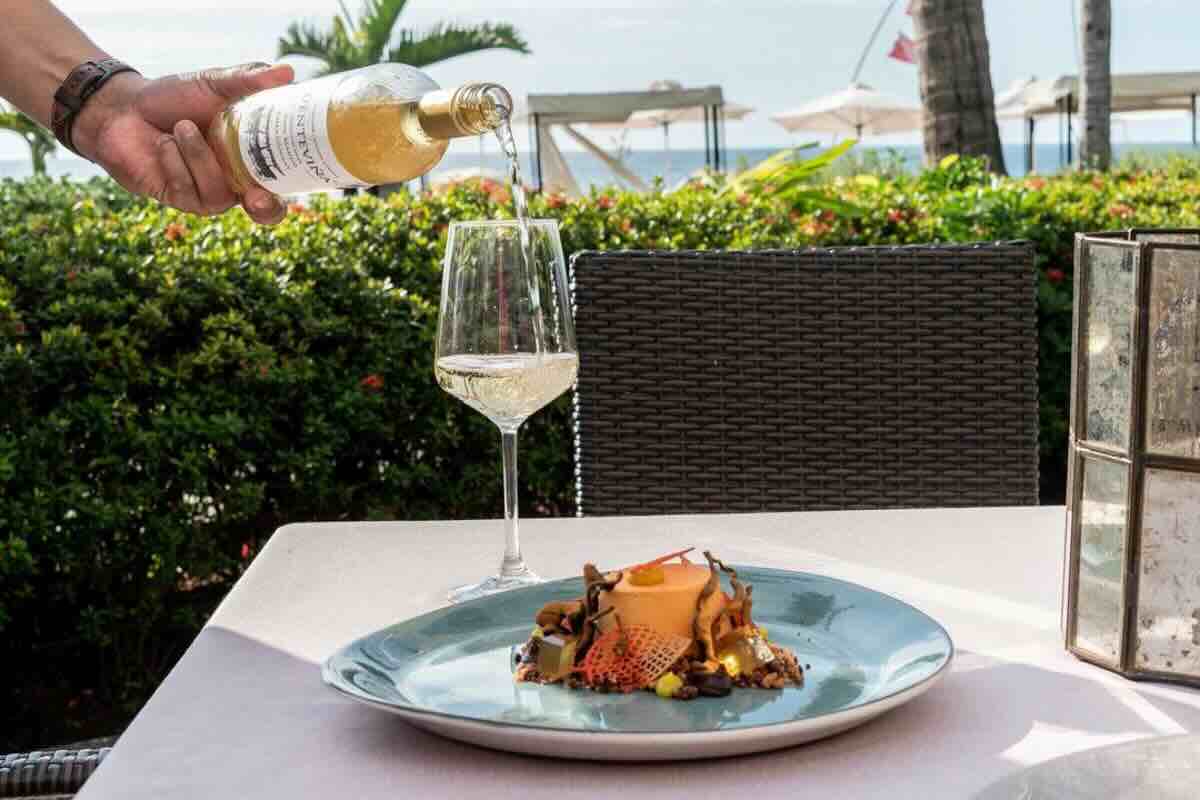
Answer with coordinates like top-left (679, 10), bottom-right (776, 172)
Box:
top-left (571, 244), bottom-right (1039, 516)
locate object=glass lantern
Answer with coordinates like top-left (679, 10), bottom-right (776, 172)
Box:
top-left (1065, 229), bottom-right (1200, 684)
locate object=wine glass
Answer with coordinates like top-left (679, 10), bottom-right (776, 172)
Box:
top-left (435, 219), bottom-right (578, 603)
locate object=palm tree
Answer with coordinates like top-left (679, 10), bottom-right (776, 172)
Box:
top-left (1079, 0), bottom-right (1112, 169)
top-left (910, 0), bottom-right (1006, 175)
top-left (278, 0), bottom-right (530, 75)
top-left (0, 104), bottom-right (57, 176)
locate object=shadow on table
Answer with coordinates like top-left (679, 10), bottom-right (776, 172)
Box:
top-left (80, 633), bottom-right (1200, 800)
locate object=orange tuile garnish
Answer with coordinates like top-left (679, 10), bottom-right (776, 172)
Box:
top-left (582, 624), bottom-right (692, 688)
top-left (627, 547), bottom-right (695, 573)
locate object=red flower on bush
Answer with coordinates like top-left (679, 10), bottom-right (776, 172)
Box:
top-left (1108, 203), bottom-right (1135, 220)
top-left (1046, 267), bottom-right (1066, 285)
top-left (287, 202), bottom-right (306, 216)
top-left (1092, 176), bottom-right (1106, 190)
top-left (596, 195), bottom-right (615, 210)
top-left (887, 208), bottom-right (904, 224)
top-left (13, 322), bottom-right (26, 335)
top-left (164, 222), bottom-right (188, 241)
top-left (1026, 177), bottom-right (1046, 191)
top-left (620, 218), bottom-right (633, 233)
top-left (240, 543), bottom-right (251, 560)
top-left (66, 269), bottom-right (79, 282)
top-left (361, 374), bottom-right (384, 392)
top-left (258, 364), bottom-right (270, 378)
top-left (545, 193), bottom-right (567, 209)
top-left (736, 194), bottom-right (750, 206)
top-left (817, 209), bottom-right (836, 223)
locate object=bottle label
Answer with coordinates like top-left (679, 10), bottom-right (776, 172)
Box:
top-left (235, 73), bottom-right (364, 195)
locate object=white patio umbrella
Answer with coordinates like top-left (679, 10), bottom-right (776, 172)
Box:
top-left (595, 80), bottom-right (754, 178)
top-left (770, 82), bottom-right (922, 138)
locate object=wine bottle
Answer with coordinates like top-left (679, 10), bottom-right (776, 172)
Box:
top-left (207, 63), bottom-right (512, 195)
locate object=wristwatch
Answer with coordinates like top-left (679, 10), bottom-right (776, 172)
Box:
top-left (51, 58), bottom-right (140, 158)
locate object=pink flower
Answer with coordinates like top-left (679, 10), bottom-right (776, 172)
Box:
top-left (1046, 268), bottom-right (1066, 284)
top-left (361, 374), bottom-right (384, 392)
top-left (596, 195), bottom-right (615, 210)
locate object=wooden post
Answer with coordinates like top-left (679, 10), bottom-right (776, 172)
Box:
top-left (1026, 116), bottom-right (1036, 174)
top-left (531, 113), bottom-right (543, 192)
top-left (1066, 92), bottom-right (1074, 166)
top-left (1192, 94), bottom-right (1197, 148)
top-left (703, 105), bottom-right (711, 168)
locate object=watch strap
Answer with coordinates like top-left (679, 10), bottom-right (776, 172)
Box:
top-left (51, 58), bottom-right (140, 157)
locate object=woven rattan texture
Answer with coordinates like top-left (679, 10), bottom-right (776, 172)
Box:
top-left (571, 245), bottom-right (1038, 516)
top-left (0, 748), bottom-right (109, 798)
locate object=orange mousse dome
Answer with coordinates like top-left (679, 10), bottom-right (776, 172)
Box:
top-left (597, 563), bottom-right (714, 639)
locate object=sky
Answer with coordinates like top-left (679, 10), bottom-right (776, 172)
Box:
top-left (3, 0), bottom-right (1199, 160)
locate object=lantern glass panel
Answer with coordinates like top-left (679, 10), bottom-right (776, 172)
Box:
top-left (1082, 243), bottom-right (1136, 450)
top-left (1136, 468), bottom-right (1200, 676)
top-left (1146, 247), bottom-right (1200, 458)
top-left (1074, 456), bottom-right (1129, 662)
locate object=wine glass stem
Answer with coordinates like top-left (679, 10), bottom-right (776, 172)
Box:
top-left (499, 427), bottom-right (527, 578)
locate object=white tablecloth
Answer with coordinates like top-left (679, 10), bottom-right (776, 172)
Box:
top-left (78, 507), bottom-right (1200, 799)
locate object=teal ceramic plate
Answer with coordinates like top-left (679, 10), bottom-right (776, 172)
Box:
top-left (322, 567), bottom-right (953, 760)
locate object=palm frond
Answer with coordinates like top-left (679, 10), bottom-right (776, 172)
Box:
top-left (336, 0), bottom-right (356, 30)
top-left (725, 140), bottom-right (863, 215)
top-left (386, 22), bottom-right (530, 68)
top-left (277, 20), bottom-right (360, 74)
top-left (355, 0), bottom-right (411, 64)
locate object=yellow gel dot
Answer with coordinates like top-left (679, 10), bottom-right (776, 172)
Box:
top-left (655, 672), bottom-right (684, 698)
top-left (720, 653), bottom-right (743, 677)
top-left (629, 565), bottom-right (665, 586)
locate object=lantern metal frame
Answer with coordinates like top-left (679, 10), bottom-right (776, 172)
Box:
top-left (1065, 228), bottom-right (1200, 686)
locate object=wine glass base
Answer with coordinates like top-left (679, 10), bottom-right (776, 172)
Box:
top-left (447, 570), bottom-right (544, 604)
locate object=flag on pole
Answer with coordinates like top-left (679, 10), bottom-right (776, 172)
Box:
top-left (888, 32), bottom-right (916, 64)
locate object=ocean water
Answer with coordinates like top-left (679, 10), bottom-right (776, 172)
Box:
top-left (1, 142), bottom-right (1196, 192)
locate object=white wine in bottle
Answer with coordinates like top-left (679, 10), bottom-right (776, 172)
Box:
top-left (207, 64), bottom-right (512, 195)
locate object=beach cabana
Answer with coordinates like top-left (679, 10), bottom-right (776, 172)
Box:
top-left (997, 70), bottom-right (1200, 172)
top-left (523, 85), bottom-right (728, 195)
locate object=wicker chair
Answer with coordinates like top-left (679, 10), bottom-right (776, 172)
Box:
top-left (0, 748), bottom-right (110, 798)
top-left (571, 244), bottom-right (1039, 516)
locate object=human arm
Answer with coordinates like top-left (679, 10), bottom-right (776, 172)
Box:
top-left (0, 0), bottom-right (291, 223)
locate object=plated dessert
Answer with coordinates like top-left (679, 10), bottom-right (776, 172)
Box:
top-left (513, 549), bottom-right (804, 699)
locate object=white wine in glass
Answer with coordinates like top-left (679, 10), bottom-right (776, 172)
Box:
top-left (435, 220), bottom-right (578, 603)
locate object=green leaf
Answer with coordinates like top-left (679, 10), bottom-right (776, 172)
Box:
top-left (387, 22), bottom-right (530, 67)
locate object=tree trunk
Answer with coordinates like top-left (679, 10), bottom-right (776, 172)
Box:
top-left (1079, 0), bottom-right (1112, 170)
top-left (911, 0), bottom-right (1006, 175)
top-left (29, 138), bottom-right (47, 176)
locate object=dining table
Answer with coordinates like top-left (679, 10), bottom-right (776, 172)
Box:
top-left (76, 506), bottom-right (1200, 799)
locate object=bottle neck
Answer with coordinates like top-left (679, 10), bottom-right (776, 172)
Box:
top-left (417, 82), bottom-right (513, 140)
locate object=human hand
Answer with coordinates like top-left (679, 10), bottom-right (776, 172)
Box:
top-left (70, 62), bottom-right (295, 225)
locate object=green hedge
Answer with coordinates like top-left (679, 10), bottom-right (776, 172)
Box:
top-left (3, 157), bottom-right (1198, 748)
